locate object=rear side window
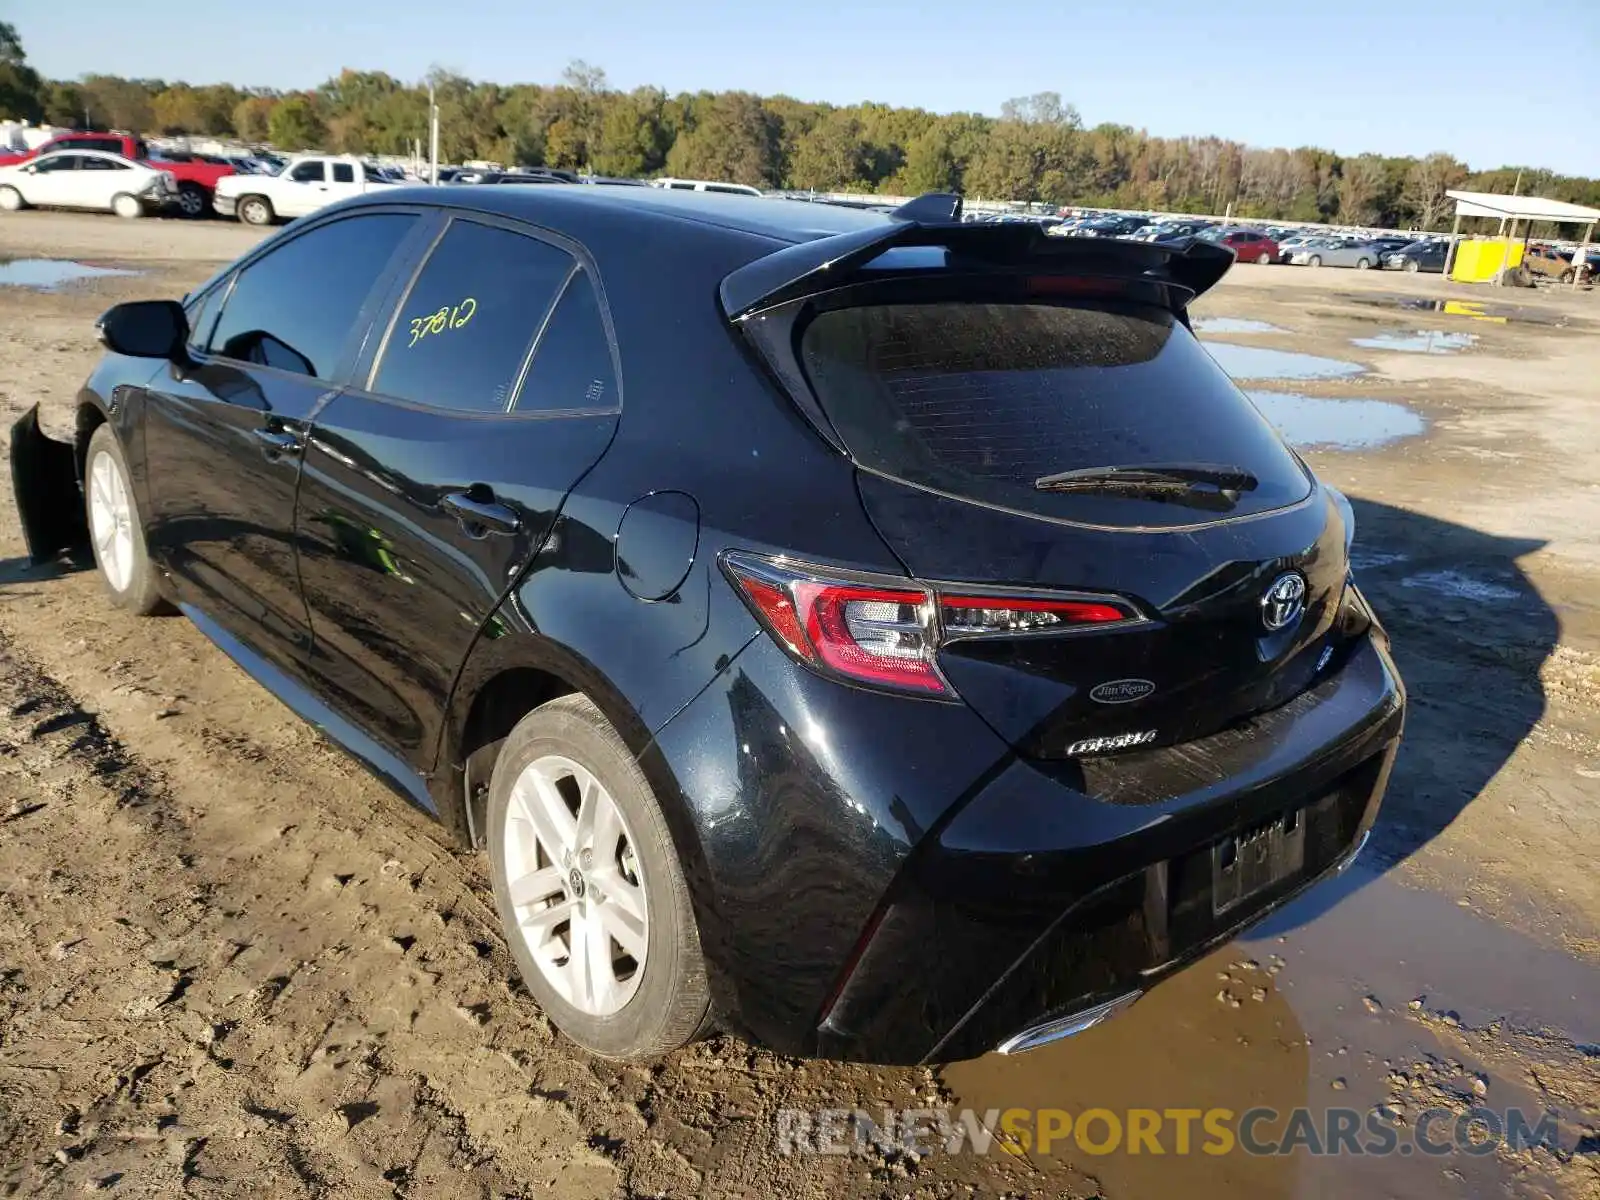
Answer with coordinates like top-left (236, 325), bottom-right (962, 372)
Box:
top-left (799, 301), bottom-right (1311, 527)
top-left (332, 162), bottom-right (355, 183)
top-left (208, 213), bottom-right (415, 380)
top-left (371, 219), bottom-right (574, 412)
top-left (517, 271), bottom-right (617, 413)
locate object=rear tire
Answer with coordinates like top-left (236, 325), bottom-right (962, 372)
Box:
top-left (84, 426), bottom-right (169, 616)
top-left (0, 185), bottom-right (25, 212)
top-left (487, 694), bottom-right (711, 1060)
top-left (1255, 251), bottom-right (1272, 265)
top-left (175, 182), bottom-right (208, 219)
top-left (1308, 255), bottom-right (1322, 268)
top-left (1405, 260), bottom-right (1420, 273)
top-left (111, 193), bottom-right (143, 220)
top-left (1356, 258), bottom-right (1371, 269)
top-left (237, 195), bottom-right (273, 226)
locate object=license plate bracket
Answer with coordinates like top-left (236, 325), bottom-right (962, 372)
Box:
top-left (1212, 807), bottom-right (1307, 915)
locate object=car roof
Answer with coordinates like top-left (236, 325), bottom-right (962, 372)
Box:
top-left (357, 183), bottom-right (894, 246)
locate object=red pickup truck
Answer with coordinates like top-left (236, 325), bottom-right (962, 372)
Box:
top-left (0, 132), bottom-right (234, 218)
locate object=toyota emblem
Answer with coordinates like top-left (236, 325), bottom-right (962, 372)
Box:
top-left (1260, 572), bottom-right (1307, 631)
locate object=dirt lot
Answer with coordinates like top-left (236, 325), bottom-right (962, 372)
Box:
top-left (0, 212), bottom-right (1596, 1199)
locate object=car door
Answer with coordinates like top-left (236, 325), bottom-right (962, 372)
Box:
top-left (326, 160), bottom-right (366, 204)
top-left (76, 154), bottom-right (135, 210)
top-left (138, 208), bottom-right (427, 677)
top-left (280, 159), bottom-right (327, 216)
top-left (291, 213), bottom-right (622, 765)
top-left (20, 153), bottom-right (79, 207)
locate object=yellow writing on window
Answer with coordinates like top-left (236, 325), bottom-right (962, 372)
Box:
top-left (407, 297), bottom-right (477, 347)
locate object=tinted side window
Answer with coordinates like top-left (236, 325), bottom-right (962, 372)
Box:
top-left (81, 158), bottom-right (128, 171)
top-left (332, 162), bottom-right (355, 184)
top-left (517, 271), bottom-right (617, 413)
top-left (370, 219), bottom-right (574, 412)
top-left (34, 156), bottom-right (75, 173)
top-left (208, 213), bottom-right (415, 381)
top-left (185, 284), bottom-right (223, 351)
top-left (289, 161), bottom-right (325, 183)
top-left (72, 138), bottom-right (123, 154)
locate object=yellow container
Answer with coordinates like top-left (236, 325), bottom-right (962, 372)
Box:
top-left (1450, 238), bottom-right (1526, 282)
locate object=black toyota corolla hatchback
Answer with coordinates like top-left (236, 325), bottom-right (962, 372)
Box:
top-left (11, 186), bottom-right (1403, 1064)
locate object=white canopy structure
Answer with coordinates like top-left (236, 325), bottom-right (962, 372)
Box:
top-left (1442, 190), bottom-right (1600, 289)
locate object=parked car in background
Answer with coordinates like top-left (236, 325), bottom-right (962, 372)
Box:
top-left (450, 171), bottom-right (570, 187)
top-left (0, 149), bottom-right (177, 218)
top-left (650, 177), bottom-right (763, 196)
top-left (1289, 238), bottom-right (1383, 269)
top-left (0, 131), bottom-right (234, 218)
top-left (1524, 244), bottom-right (1581, 282)
top-left (213, 155), bottom-right (394, 224)
top-left (1383, 240), bottom-right (1449, 273)
top-left (1199, 227), bottom-right (1280, 264)
top-left (10, 186), bottom-right (1403, 1066)
top-left (1365, 236), bottom-right (1416, 256)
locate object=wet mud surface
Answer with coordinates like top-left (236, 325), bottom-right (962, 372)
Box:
top-left (0, 213), bottom-right (1597, 1198)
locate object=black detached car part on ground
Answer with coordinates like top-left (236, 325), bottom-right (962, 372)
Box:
top-left (10, 187), bottom-right (1403, 1065)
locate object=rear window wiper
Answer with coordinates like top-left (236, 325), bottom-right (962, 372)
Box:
top-left (1034, 462), bottom-right (1259, 494)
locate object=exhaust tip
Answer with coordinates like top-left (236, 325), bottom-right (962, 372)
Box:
top-left (995, 990), bottom-right (1142, 1055)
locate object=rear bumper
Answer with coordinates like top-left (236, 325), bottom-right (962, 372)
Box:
top-left (816, 633), bottom-right (1403, 1064)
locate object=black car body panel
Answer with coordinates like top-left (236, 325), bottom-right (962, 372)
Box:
top-left (11, 184), bottom-right (1406, 1064)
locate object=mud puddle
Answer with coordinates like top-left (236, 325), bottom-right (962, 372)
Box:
top-left (1245, 390), bottom-right (1425, 450)
top-left (1204, 342), bottom-right (1365, 381)
top-left (1340, 294), bottom-right (1585, 328)
top-left (0, 257), bottom-right (139, 288)
top-left (1352, 331), bottom-right (1477, 354)
top-left (942, 865), bottom-right (1598, 1199)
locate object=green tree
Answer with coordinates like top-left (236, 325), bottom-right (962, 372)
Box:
top-left (0, 21), bottom-right (44, 122)
top-left (232, 95), bottom-right (277, 143)
top-left (267, 94), bottom-right (327, 150)
top-left (664, 91), bottom-right (777, 187)
top-left (897, 124), bottom-right (959, 193)
top-left (788, 110), bottom-right (872, 191)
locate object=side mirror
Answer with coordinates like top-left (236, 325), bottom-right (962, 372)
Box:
top-left (95, 300), bottom-right (190, 361)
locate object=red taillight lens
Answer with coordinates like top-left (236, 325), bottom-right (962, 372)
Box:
top-left (723, 554), bottom-right (947, 696)
top-left (723, 552), bottom-right (1143, 699)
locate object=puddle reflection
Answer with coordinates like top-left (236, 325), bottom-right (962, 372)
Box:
top-left (1351, 331), bottom-right (1477, 355)
top-left (0, 258), bottom-right (139, 289)
top-left (941, 868), bottom-right (1598, 1199)
top-left (1245, 391), bottom-right (1425, 450)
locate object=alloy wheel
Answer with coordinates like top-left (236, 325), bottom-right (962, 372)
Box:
top-left (88, 449), bottom-right (135, 593)
top-left (503, 754), bottom-right (649, 1016)
top-left (177, 188), bottom-right (205, 217)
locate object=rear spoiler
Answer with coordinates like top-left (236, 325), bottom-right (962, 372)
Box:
top-left (719, 194), bottom-right (1234, 319)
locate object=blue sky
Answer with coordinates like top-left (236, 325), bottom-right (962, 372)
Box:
top-left (10, 0), bottom-right (1598, 175)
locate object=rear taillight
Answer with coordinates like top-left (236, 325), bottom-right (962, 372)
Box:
top-left (721, 552), bottom-right (1141, 698)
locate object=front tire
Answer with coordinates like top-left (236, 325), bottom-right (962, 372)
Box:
top-left (1307, 255), bottom-right (1322, 268)
top-left (1256, 251), bottom-right (1272, 265)
top-left (237, 195), bottom-right (274, 226)
top-left (1405, 260), bottom-right (1421, 273)
top-left (487, 694), bottom-right (710, 1059)
top-left (175, 182), bottom-right (208, 218)
top-left (1356, 257), bottom-right (1371, 270)
top-left (111, 193), bottom-right (143, 220)
top-left (84, 425), bottom-right (168, 615)
top-left (0, 185), bottom-right (25, 212)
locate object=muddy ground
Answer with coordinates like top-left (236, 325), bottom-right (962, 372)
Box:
top-left (0, 212), bottom-right (1596, 1199)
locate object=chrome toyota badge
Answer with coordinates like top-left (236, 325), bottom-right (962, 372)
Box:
top-left (1260, 572), bottom-right (1307, 631)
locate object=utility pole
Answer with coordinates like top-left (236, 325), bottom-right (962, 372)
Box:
top-left (428, 82), bottom-right (440, 185)
top-left (1512, 169), bottom-right (1522, 196)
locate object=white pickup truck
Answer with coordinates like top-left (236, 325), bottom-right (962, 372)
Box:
top-left (213, 155), bottom-right (395, 225)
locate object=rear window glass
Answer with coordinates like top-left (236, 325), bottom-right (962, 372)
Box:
top-left (799, 302), bottom-right (1311, 526)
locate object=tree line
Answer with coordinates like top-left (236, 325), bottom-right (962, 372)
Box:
top-left (3, 22), bottom-right (1596, 230)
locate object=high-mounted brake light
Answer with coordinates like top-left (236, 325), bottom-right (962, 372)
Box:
top-left (721, 552), bottom-right (1141, 699)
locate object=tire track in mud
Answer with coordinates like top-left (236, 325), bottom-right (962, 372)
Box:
top-left (0, 614), bottom-right (1066, 1198)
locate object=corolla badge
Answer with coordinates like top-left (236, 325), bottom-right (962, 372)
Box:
top-left (1261, 572), bottom-right (1307, 631)
top-left (1090, 678), bottom-right (1156, 704)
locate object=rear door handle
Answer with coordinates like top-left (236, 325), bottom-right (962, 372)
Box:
top-left (252, 427), bottom-right (301, 458)
top-left (442, 491), bottom-right (521, 536)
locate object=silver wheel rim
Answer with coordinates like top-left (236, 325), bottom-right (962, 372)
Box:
top-left (114, 195), bottom-right (138, 218)
top-left (504, 754), bottom-right (649, 1016)
top-left (243, 201), bottom-right (265, 224)
top-left (0, 188), bottom-right (19, 210)
top-left (88, 449), bottom-right (135, 593)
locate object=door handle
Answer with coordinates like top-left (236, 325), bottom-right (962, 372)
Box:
top-left (442, 491), bottom-right (521, 536)
top-left (252, 427), bottom-right (301, 458)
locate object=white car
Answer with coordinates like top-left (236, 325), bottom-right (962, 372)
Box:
top-left (212, 155), bottom-right (392, 225)
top-left (649, 177), bottom-right (764, 197)
top-left (0, 149), bottom-right (176, 218)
